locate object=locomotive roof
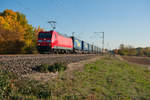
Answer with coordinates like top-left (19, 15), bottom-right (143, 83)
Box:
top-left (39, 30), bottom-right (71, 38)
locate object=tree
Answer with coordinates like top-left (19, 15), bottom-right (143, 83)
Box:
top-left (0, 9), bottom-right (36, 54)
top-left (136, 47), bottom-right (144, 56)
top-left (144, 47), bottom-right (150, 57)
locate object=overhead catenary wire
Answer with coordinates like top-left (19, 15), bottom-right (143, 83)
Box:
top-left (14, 0), bottom-right (57, 30)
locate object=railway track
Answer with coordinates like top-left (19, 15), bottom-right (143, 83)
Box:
top-left (0, 54), bottom-right (101, 76)
top-left (0, 54), bottom-right (96, 60)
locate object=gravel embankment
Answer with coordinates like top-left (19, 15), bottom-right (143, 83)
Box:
top-left (0, 54), bottom-right (99, 76)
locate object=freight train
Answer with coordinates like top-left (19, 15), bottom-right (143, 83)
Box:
top-left (37, 30), bottom-right (101, 54)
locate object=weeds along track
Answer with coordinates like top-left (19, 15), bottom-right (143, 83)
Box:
top-left (0, 54), bottom-right (100, 76)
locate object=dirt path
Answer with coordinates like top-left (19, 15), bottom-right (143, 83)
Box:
top-left (24, 56), bottom-right (103, 82)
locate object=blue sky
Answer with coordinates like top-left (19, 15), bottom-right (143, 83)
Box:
top-left (1, 0), bottom-right (150, 49)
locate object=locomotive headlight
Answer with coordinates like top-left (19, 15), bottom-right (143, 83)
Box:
top-left (38, 40), bottom-right (42, 42)
top-left (38, 43), bottom-right (40, 46)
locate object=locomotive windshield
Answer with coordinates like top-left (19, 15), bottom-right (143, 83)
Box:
top-left (38, 33), bottom-right (52, 38)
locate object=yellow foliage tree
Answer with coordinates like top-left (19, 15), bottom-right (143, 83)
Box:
top-left (0, 9), bottom-right (36, 54)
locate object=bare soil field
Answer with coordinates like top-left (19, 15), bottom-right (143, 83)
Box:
top-left (122, 56), bottom-right (150, 66)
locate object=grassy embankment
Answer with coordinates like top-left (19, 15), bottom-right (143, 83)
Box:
top-left (0, 57), bottom-right (150, 100)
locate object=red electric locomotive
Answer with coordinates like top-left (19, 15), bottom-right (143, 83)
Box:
top-left (37, 30), bottom-right (73, 53)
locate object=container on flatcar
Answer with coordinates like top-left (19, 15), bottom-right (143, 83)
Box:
top-left (98, 48), bottom-right (101, 53)
top-left (82, 41), bottom-right (89, 51)
top-left (93, 45), bottom-right (97, 53)
top-left (96, 47), bottom-right (99, 53)
top-left (88, 44), bottom-right (93, 53)
top-left (91, 44), bottom-right (94, 53)
top-left (71, 37), bottom-right (82, 51)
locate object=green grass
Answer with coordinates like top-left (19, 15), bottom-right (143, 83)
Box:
top-left (1, 57), bottom-right (150, 100)
top-left (76, 57), bottom-right (150, 100)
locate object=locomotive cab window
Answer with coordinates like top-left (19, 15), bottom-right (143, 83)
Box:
top-left (38, 33), bottom-right (52, 38)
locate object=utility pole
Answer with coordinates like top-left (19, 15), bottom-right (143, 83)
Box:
top-left (48, 21), bottom-right (56, 30)
top-left (94, 32), bottom-right (104, 52)
top-left (101, 32), bottom-right (104, 51)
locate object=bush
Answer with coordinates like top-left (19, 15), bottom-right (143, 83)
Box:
top-left (33, 64), bottom-right (49, 73)
top-left (33, 62), bottom-right (67, 73)
top-left (48, 62), bottom-right (67, 72)
top-left (23, 46), bottom-right (38, 54)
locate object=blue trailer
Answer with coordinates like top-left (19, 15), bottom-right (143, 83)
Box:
top-left (82, 41), bottom-right (89, 51)
top-left (98, 48), bottom-right (101, 53)
top-left (88, 44), bottom-right (93, 53)
top-left (71, 37), bottom-right (82, 52)
top-left (93, 46), bottom-right (97, 53)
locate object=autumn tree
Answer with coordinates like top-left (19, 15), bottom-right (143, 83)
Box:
top-left (0, 9), bottom-right (37, 54)
top-left (136, 47), bottom-right (144, 56)
top-left (118, 44), bottom-right (129, 55)
top-left (144, 47), bottom-right (150, 57)
top-left (0, 25), bottom-right (24, 54)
